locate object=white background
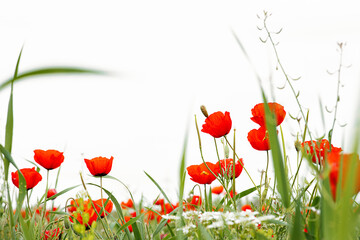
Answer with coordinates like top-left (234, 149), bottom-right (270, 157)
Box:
top-left (1, 0), bottom-right (360, 207)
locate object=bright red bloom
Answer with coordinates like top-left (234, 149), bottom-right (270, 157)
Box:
top-left (302, 139), bottom-right (342, 165)
top-left (187, 162), bottom-right (218, 184)
top-left (121, 199), bottom-right (134, 209)
top-left (154, 198), bottom-right (164, 206)
top-left (84, 156), bottom-right (113, 176)
top-left (247, 127), bottom-right (271, 151)
top-left (119, 216), bottom-right (133, 232)
top-left (34, 149), bottom-right (64, 170)
top-left (214, 158), bottom-right (243, 179)
top-left (326, 151), bottom-right (360, 200)
top-left (11, 167), bottom-right (42, 190)
top-left (47, 188), bottom-right (57, 199)
top-left (68, 199), bottom-right (83, 213)
top-left (241, 204), bottom-right (253, 211)
top-left (229, 190), bottom-right (237, 198)
top-left (93, 199), bottom-right (114, 217)
top-left (190, 195), bottom-right (202, 206)
top-left (69, 207), bottom-right (98, 228)
top-left (211, 185), bottom-right (224, 195)
top-left (250, 103), bottom-right (286, 127)
top-left (44, 228), bottom-right (61, 240)
top-left (201, 111), bottom-right (232, 138)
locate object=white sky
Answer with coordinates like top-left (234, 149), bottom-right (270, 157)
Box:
top-left (1, 0), bottom-right (360, 206)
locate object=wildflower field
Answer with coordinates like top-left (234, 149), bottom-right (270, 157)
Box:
top-left (2, 10), bottom-right (360, 240)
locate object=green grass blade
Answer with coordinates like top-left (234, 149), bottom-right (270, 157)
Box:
top-left (41, 184), bottom-right (81, 202)
top-left (261, 90), bottom-right (290, 208)
top-left (289, 196), bottom-right (305, 240)
top-left (144, 171), bottom-right (174, 211)
top-left (0, 67), bottom-right (105, 91)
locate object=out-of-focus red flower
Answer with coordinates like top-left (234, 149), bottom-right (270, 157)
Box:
top-left (183, 196), bottom-right (201, 211)
top-left (69, 206), bottom-right (98, 229)
top-left (211, 185), bottom-right (224, 195)
top-left (47, 188), bottom-right (57, 199)
top-left (84, 156), bottom-right (113, 176)
top-left (302, 139), bottom-right (342, 165)
top-left (44, 228), bottom-right (61, 240)
top-left (247, 127), bottom-right (271, 151)
top-left (241, 204), bottom-right (253, 211)
top-left (119, 216), bottom-right (133, 232)
top-left (187, 162), bottom-right (218, 185)
top-left (121, 199), bottom-right (134, 209)
top-left (36, 206), bottom-right (58, 222)
top-left (11, 167), bottom-right (42, 190)
top-left (250, 102), bottom-right (286, 127)
top-left (34, 149), bottom-right (64, 170)
top-left (201, 111), bottom-right (232, 138)
top-left (68, 199), bottom-right (83, 213)
top-left (326, 151), bottom-right (360, 200)
top-left (229, 190), bottom-right (237, 198)
top-left (13, 209), bottom-right (27, 219)
top-left (93, 199), bottom-right (113, 217)
top-left (214, 158), bottom-right (243, 179)
top-left (154, 198), bottom-right (164, 206)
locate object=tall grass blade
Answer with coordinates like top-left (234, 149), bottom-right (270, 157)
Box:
top-left (0, 67), bottom-right (105, 91)
top-left (261, 90), bottom-right (290, 208)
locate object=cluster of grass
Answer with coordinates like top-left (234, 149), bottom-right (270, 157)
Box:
top-left (1, 13), bottom-right (360, 240)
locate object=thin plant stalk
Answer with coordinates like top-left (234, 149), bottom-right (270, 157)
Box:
top-left (224, 136), bottom-right (260, 196)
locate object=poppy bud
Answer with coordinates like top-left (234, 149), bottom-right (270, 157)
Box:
top-left (295, 139), bottom-right (301, 152)
top-left (200, 105), bottom-right (209, 118)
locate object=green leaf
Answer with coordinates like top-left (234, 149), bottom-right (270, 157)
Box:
top-left (0, 67), bottom-right (105, 91)
top-left (262, 91), bottom-right (290, 208)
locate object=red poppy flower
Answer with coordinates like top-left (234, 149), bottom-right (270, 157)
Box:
top-left (211, 185), bottom-right (224, 195)
top-left (154, 198), bottom-right (164, 206)
top-left (11, 167), bottom-right (42, 190)
top-left (47, 188), bottom-right (57, 199)
top-left (201, 111), bottom-right (232, 138)
top-left (326, 151), bottom-right (360, 200)
top-left (302, 139), bottom-right (342, 165)
top-left (119, 216), bottom-right (133, 232)
top-left (121, 199), bottom-right (134, 209)
top-left (247, 127), bottom-right (271, 151)
top-left (250, 103), bottom-right (286, 127)
top-left (68, 199), bottom-right (83, 213)
top-left (44, 228), bottom-right (61, 240)
top-left (93, 199), bottom-right (113, 217)
top-left (69, 206), bottom-right (98, 229)
top-left (229, 190), bottom-right (237, 198)
top-left (241, 204), bottom-right (253, 211)
top-left (34, 149), bottom-right (64, 170)
top-left (214, 158), bottom-right (243, 179)
top-left (190, 195), bottom-right (202, 206)
top-left (187, 162), bottom-right (218, 184)
top-left (84, 156), bottom-right (113, 176)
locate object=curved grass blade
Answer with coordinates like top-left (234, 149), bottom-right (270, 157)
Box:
top-left (0, 67), bottom-right (105, 91)
top-left (261, 90), bottom-right (290, 208)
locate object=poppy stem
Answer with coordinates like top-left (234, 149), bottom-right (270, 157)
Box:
top-left (26, 190), bottom-right (32, 218)
top-left (100, 176), bottom-right (113, 238)
top-left (224, 136), bottom-right (261, 196)
top-left (232, 130), bottom-right (237, 211)
top-left (42, 169), bottom-right (49, 221)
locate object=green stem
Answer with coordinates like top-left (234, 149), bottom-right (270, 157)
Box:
top-left (42, 169), bottom-right (49, 221)
top-left (26, 190), bottom-right (32, 218)
top-left (232, 129), bottom-right (237, 211)
top-left (224, 136), bottom-right (260, 196)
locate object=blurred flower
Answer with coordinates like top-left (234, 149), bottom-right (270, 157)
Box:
top-left (34, 149), bottom-right (64, 170)
top-left (250, 102), bottom-right (286, 127)
top-left (121, 199), bottom-right (134, 209)
top-left (68, 199), bottom-right (83, 213)
top-left (247, 127), bottom-right (271, 151)
top-left (215, 158), bottom-right (243, 179)
top-left (93, 199), bottom-right (113, 217)
top-left (326, 151), bottom-right (360, 200)
top-left (36, 206), bottom-right (58, 222)
top-left (302, 139), bottom-right (342, 165)
top-left (11, 167), bottom-right (42, 190)
top-left (201, 111), bottom-right (232, 138)
top-left (47, 188), bottom-right (57, 199)
top-left (211, 185), bottom-right (224, 195)
top-left (44, 228), bottom-right (61, 240)
top-left (229, 190), bottom-right (237, 198)
top-left (187, 162), bottom-right (218, 184)
top-left (84, 156), bottom-right (113, 176)
top-left (69, 204), bottom-right (98, 229)
top-left (13, 209), bottom-right (27, 219)
top-left (119, 216), bottom-right (133, 232)
top-left (241, 204), bottom-right (253, 212)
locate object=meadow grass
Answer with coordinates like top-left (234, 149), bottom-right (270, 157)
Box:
top-left (1, 13), bottom-right (360, 239)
